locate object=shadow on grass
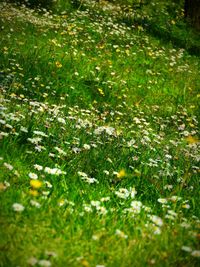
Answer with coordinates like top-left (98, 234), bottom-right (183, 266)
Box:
top-left (120, 15), bottom-right (200, 56)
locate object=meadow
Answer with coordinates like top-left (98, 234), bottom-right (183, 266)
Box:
top-left (0, 0), bottom-right (200, 266)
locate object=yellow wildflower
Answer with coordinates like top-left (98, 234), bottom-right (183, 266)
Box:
top-left (117, 169), bottom-right (126, 179)
top-left (29, 190), bottom-right (39, 196)
top-left (55, 61), bottom-right (62, 68)
top-left (80, 259), bottom-right (90, 267)
top-left (186, 135), bottom-right (199, 144)
top-left (30, 180), bottom-right (42, 189)
top-left (58, 199), bottom-right (65, 206)
top-left (0, 183), bottom-right (6, 191)
top-left (98, 88), bottom-right (105, 96)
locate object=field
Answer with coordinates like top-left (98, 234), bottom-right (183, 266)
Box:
top-left (0, 0), bottom-right (200, 266)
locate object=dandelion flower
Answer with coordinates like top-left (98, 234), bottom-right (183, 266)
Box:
top-left (29, 190), bottom-right (39, 196)
top-left (117, 169), bottom-right (126, 179)
top-left (0, 182), bottom-right (7, 191)
top-left (186, 135), bottom-right (199, 144)
top-left (55, 61), bottom-right (62, 68)
top-left (30, 180), bottom-right (42, 189)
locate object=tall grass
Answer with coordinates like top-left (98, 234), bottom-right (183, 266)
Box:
top-left (0, 0), bottom-right (200, 266)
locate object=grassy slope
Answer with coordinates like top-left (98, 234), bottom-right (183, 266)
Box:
top-left (0, 1), bottom-right (200, 266)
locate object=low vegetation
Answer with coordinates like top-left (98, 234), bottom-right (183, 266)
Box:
top-left (0, 0), bottom-right (200, 266)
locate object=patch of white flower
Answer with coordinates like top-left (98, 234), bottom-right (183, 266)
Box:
top-left (44, 167), bottom-right (66, 176)
top-left (38, 259), bottom-right (51, 267)
top-left (115, 187), bottom-right (137, 199)
top-left (130, 201), bottom-right (143, 214)
top-left (149, 215), bottom-right (163, 227)
top-left (30, 200), bottom-right (41, 208)
top-left (94, 126), bottom-right (116, 136)
top-left (34, 164), bottom-right (43, 171)
top-left (29, 172), bottom-right (38, 179)
top-left (12, 203), bottom-right (25, 212)
top-left (115, 229), bottom-right (128, 239)
top-left (191, 250), bottom-right (200, 257)
top-left (57, 117), bottom-right (66, 124)
top-left (78, 171), bottom-right (99, 184)
top-left (33, 130), bottom-right (48, 137)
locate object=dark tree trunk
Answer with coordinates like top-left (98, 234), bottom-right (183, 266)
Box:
top-left (184, 0), bottom-right (200, 30)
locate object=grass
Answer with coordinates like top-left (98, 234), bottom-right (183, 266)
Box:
top-left (0, 0), bottom-right (200, 266)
